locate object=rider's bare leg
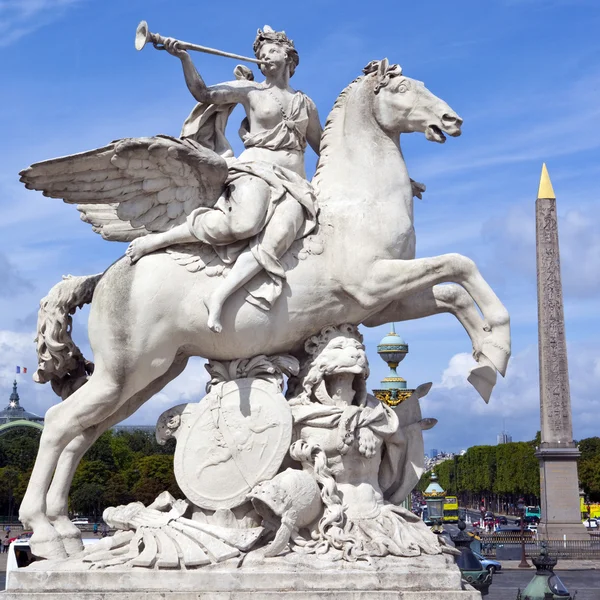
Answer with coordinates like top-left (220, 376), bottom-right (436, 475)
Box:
top-left (205, 251), bottom-right (262, 332)
top-left (127, 178), bottom-right (271, 264)
top-left (126, 223), bottom-right (196, 263)
top-left (205, 198), bottom-right (304, 333)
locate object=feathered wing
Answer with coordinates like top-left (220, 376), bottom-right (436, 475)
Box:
top-left (19, 136), bottom-right (228, 242)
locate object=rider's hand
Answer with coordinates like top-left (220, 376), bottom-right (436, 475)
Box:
top-left (163, 37), bottom-right (187, 59)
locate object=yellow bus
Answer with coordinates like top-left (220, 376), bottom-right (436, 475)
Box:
top-left (580, 497), bottom-right (600, 519)
top-left (443, 496), bottom-right (459, 523)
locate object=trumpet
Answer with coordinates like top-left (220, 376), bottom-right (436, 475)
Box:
top-left (135, 21), bottom-right (266, 66)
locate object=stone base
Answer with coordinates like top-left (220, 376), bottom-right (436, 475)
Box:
top-left (536, 446), bottom-right (588, 540)
top-left (537, 521), bottom-right (590, 540)
top-left (3, 553), bottom-right (481, 599)
top-left (1, 592), bottom-right (482, 599)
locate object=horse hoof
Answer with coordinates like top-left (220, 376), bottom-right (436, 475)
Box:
top-left (480, 339), bottom-right (510, 377)
top-left (467, 362), bottom-right (497, 403)
top-left (29, 532), bottom-right (68, 560)
top-left (61, 534), bottom-right (85, 556)
top-left (50, 515), bottom-right (85, 555)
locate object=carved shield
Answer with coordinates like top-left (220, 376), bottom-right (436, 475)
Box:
top-left (173, 379), bottom-right (292, 510)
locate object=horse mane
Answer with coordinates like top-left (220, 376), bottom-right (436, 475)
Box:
top-left (312, 74), bottom-right (368, 193)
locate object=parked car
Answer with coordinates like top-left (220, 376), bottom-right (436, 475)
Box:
top-left (70, 518), bottom-right (90, 525)
top-left (496, 526), bottom-right (528, 534)
top-left (515, 516), bottom-right (540, 526)
top-left (473, 550), bottom-right (502, 574)
top-left (583, 518), bottom-right (599, 529)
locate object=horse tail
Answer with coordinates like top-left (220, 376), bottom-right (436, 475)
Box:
top-left (35, 273), bottom-right (103, 400)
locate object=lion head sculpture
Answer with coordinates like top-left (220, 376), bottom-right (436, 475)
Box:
top-left (287, 324), bottom-right (369, 406)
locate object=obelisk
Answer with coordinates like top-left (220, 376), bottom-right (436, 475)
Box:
top-left (534, 164), bottom-right (587, 540)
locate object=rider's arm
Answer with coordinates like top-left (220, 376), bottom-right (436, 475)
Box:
top-left (305, 97), bottom-right (323, 156)
top-left (164, 39), bottom-right (254, 106)
top-left (180, 54), bottom-right (255, 105)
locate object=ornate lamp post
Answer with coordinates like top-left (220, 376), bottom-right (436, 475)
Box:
top-left (372, 324), bottom-right (414, 407)
top-left (586, 494), bottom-right (591, 529)
top-left (517, 497), bottom-right (531, 569)
top-left (423, 472), bottom-right (446, 527)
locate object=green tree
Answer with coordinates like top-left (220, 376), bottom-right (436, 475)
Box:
top-left (70, 483), bottom-right (105, 521)
top-left (0, 429), bottom-right (41, 471)
top-left (129, 455), bottom-right (182, 505)
top-left (85, 431), bottom-right (115, 469)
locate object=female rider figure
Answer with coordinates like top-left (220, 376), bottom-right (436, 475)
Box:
top-left (126, 27), bottom-right (323, 333)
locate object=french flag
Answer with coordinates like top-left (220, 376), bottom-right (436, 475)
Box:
top-left (16, 366), bottom-right (27, 374)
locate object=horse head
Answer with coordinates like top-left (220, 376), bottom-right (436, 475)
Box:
top-left (366, 59), bottom-right (463, 142)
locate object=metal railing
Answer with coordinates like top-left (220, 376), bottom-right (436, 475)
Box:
top-left (479, 534), bottom-right (600, 559)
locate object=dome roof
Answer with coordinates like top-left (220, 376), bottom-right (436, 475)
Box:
top-left (0, 381), bottom-right (44, 425)
top-left (377, 323), bottom-right (407, 348)
top-left (379, 331), bottom-right (407, 346)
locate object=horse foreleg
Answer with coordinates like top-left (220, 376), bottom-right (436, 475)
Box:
top-left (20, 346), bottom-right (180, 559)
top-left (363, 284), bottom-right (498, 402)
top-left (363, 254), bottom-right (510, 376)
top-left (46, 355), bottom-right (190, 555)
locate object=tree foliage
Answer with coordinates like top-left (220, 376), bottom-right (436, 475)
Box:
top-left (578, 437), bottom-right (600, 501)
top-left (68, 430), bottom-right (182, 518)
top-left (423, 437), bottom-right (545, 509)
top-left (0, 428), bottom-right (180, 519)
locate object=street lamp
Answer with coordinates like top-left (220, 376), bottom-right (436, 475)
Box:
top-left (517, 497), bottom-right (530, 569)
top-left (423, 472), bottom-right (445, 527)
top-left (585, 494), bottom-right (591, 531)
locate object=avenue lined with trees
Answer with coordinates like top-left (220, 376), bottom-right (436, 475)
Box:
top-left (418, 434), bottom-right (600, 512)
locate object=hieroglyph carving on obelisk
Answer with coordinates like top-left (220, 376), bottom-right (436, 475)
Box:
top-left (536, 164), bottom-right (573, 445)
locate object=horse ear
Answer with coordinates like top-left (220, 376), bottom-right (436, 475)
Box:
top-left (378, 58), bottom-right (389, 78)
top-left (374, 58), bottom-right (390, 94)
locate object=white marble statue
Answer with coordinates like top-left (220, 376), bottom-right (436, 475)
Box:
top-left (17, 22), bottom-right (511, 562)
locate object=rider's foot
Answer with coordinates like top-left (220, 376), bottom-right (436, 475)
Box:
top-left (126, 234), bottom-right (164, 264)
top-left (203, 296), bottom-right (223, 334)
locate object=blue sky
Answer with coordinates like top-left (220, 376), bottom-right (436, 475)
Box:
top-left (1, 0), bottom-right (599, 452)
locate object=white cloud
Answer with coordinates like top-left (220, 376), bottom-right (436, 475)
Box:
top-left (437, 352), bottom-right (477, 390)
top-left (0, 0), bottom-right (82, 46)
top-left (422, 340), bottom-right (600, 453)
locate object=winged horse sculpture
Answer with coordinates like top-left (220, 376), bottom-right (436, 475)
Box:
top-left (17, 59), bottom-right (510, 559)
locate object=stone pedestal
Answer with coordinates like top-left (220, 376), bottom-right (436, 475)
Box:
top-left (3, 553), bottom-right (481, 599)
top-left (536, 445), bottom-right (588, 540)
